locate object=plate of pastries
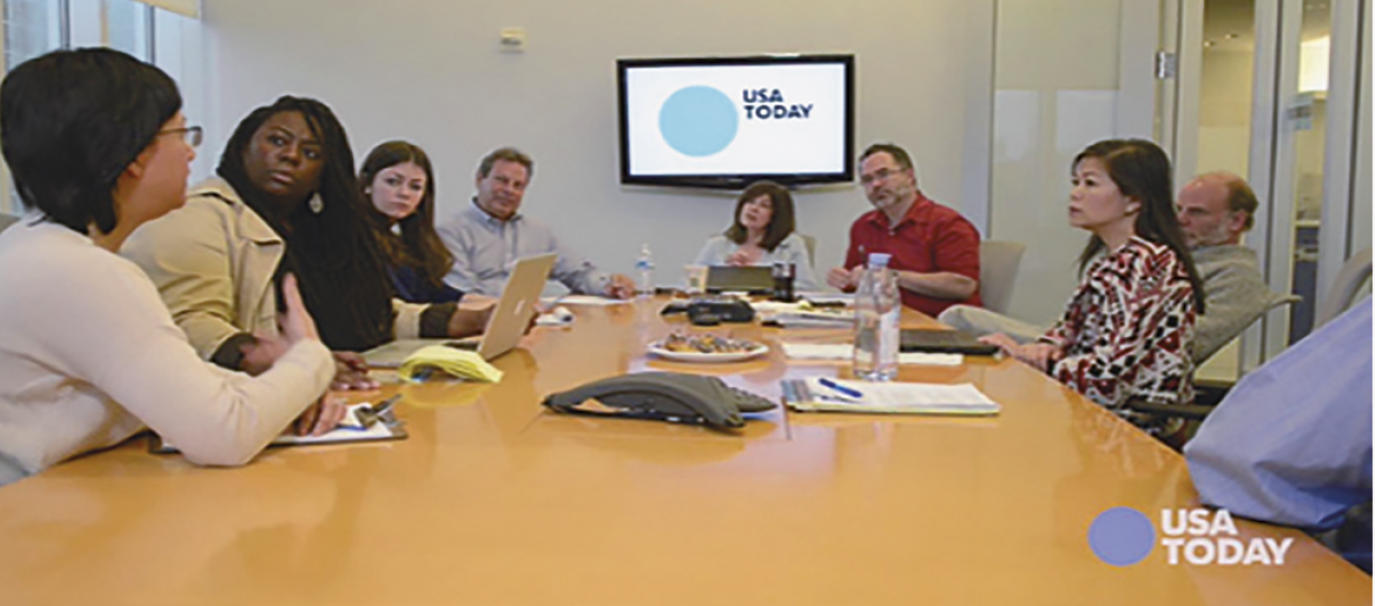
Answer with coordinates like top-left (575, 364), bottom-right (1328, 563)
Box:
top-left (648, 332), bottom-right (769, 363)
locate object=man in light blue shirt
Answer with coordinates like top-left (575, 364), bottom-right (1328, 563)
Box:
top-left (438, 148), bottom-right (636, 298)
top-left (1185, 298), bottom-right (1371, 568)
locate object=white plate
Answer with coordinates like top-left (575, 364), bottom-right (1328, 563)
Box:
top-left (648, 342), bottom-right (769, 363)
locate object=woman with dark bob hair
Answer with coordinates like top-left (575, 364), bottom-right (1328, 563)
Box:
top-left (692, 180), bottom-right (819, 291)
top-left (981, 138), bottom-right (1205, 438)
top-left (0, 49), bottom-right (342, 487)
top-left (359, 140), bottom-right (464, 303)
top-left (123, 96), bottom-right (491, 388)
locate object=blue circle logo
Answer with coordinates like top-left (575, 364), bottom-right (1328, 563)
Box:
top-left (1088, 507), bottom-right (1155, 567)
top-left (658, 86), bottom-right (738, 157)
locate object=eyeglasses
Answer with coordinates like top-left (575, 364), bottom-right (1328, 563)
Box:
top-left (159, 125), bottom-right (203, 148)
top-left (859, 167), bottom-right (905, 185)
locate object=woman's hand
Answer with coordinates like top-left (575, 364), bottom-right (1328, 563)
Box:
top-left (725, 250), bottom-right (754, 266)
top-left (980, 334), bottom-right (1062, 372)
top-left (331, 351), bottom-right (379, 391)
top-left (1014, 343), bottom-right (1062, 372)
top-left (278, 274), bottom-right (320, 344)
top-left (293, 394), bottom-right (349, 436)
top-left (238, 332), bottom-right (289, 376)
top-left (978, 332), bottom-right (1021, 354)
top-left (457, 293), bottom-right (498, 310)
top-left (448, 305), bottom-right (494, 338)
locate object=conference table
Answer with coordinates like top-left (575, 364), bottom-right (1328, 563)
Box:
top-left (0, 298), bottom-right (1366, 605)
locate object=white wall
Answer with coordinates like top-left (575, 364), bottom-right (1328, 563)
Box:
top-left (202, 0), bottom-right (993, 285)
top-left (989, 0), bottom-right (1129, 326)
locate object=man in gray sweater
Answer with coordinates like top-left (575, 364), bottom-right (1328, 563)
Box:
top-left (1174, 173), bottom-right (1292, 361)
top-left (942, 172), bottom-right (1290, 364)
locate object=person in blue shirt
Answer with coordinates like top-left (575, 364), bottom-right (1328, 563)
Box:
top-left (437, 147), bottom-right (637, 299)
top-left (360, 141), bottom-right (465, 304)
top-left (1185, 298), bottom-right (1372, 571)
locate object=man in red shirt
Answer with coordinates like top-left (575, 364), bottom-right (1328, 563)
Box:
top-left (826, 143), bottom-right (982, 317)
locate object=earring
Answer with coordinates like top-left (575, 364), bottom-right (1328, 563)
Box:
top-left (308, 197), bottom-right (324, 214)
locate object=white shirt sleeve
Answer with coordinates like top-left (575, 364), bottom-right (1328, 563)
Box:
top-left (62, 257), bottom-right (334, 467)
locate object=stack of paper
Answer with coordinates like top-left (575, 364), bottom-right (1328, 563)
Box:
top-left (399, 345), bottom-right (504, 382)
top-left (781, 377), bottom-right (1000, 415)
top-left (779, 342), bottom-right (962, 366)
top-left (748, 301), bottom-right (807, 314)
top-left (800, 293), bottom-right (853, 306)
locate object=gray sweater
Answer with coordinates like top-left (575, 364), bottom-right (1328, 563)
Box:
top-left (1192, 245), bottom-right (1291, 362)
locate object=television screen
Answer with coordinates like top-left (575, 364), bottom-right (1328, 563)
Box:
top-left (617, 54), bottom-right (855, 189)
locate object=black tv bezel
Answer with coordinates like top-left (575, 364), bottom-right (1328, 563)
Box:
top-left (616, 54), bottom-right (856, 191)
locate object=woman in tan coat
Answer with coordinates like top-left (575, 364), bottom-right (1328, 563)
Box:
top-left (124, 97), bottom-right (490, 388)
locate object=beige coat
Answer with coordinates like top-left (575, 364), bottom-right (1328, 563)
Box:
top-left (122, 178), bottom-right (427, 359)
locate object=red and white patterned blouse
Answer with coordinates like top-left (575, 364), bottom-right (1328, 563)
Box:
top-left (1039, 237), bottom-right (1197, 427)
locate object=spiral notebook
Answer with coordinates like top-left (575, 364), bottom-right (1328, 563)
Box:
top-left (781, 377), bottom-right (1000, 416)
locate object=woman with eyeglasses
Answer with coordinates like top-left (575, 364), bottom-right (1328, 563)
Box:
top-left (980, 138), bottom-right (1205, 439)
top-left (122, 96), bottom-right (492, 389)
top-left (0, 49), bottom-right (343, 487)
top-left (358, 140), bottom-right (466, 304)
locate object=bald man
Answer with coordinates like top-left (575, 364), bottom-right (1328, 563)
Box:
top-left (1174, 172), bottom-right (1292, 361)
top-left (941, 172), bottom-right (1290, 363)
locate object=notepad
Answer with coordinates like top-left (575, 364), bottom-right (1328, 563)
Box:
top-left (781, 377), bottom-right (1000, 415)
top-left (759, 307), bottom-right (855, 328)
top-left (149, 403), bottom-right (409, 453)
top-left (398, 345), bottom-right (504, 383)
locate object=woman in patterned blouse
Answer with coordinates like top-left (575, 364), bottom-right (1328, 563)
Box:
top-left (982, 139), bottom-right (1206, 435)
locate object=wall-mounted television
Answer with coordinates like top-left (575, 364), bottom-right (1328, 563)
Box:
top-left (617, 54), bottom-right (855, 190)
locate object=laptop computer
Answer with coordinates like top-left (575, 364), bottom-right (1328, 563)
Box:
top-left (704, 265), bottom-right (774, 294)
top-left (899, 328), bottom-right (1002, 356)
top-left (362, 253), bottom-right (557, 368)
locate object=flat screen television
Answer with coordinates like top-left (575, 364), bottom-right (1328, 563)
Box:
top-left (617, 54), bottom-right (855, 190)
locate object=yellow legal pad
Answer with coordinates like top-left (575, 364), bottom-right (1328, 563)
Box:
top-left (399, 345), bottom-right (504, 383)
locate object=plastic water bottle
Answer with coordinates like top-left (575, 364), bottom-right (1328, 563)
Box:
top-left (635, 243), bottom-right (655, 297)
top-left (853, 252), bottom-right (900, 381)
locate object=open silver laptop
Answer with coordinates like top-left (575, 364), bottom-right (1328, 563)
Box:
top-left (362, 253), bottom-right (556, 368)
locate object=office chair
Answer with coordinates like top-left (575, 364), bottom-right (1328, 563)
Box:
top-left (798, 233), bottom-right (817, 269)
top-left (1314, 247), bottom-right (1371, 329)
top-left (1132, 252), bottom-right (1374, 448)
top-left (0, 213), bottom-right (18, 234)
top-left (978, 240), bottom-right (1026, 314)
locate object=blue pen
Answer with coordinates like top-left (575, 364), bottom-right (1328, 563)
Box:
top-left (818, 377), bottom-right (864, 399)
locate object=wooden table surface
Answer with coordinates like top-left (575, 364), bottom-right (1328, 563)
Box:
top-left (0, 299), bottom-right (1366, 605)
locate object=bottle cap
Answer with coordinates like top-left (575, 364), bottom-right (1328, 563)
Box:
top-left (867, 253), bottom-right (892, 268)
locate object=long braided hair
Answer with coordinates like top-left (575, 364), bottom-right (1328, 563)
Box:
top-left (217, 96), bottom-right (395, 351)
